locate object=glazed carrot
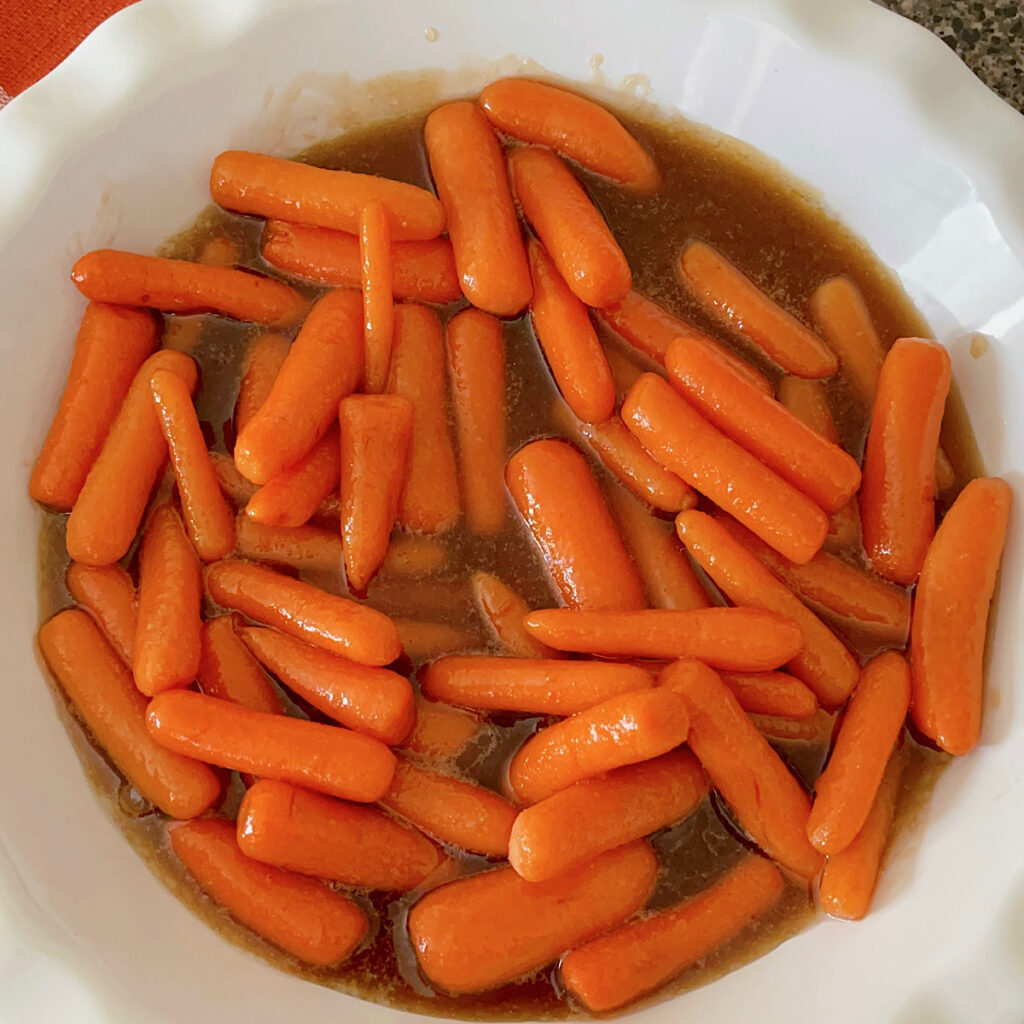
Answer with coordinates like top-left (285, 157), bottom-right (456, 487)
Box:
top-left (359, 201), bottom-right (394, 392)
top-left (234, 516), bottom-right (342, 572)
top-left (479, 78), bottom-right (659, 190)
top-left (382, 535), bottom-right (447, 577)
top-left (146, 690), bottom-right (396, 801)
top-left (71, 250), bottom-right (306, 326)
top-left (65, 563), bottom-right (138, 665)
top-left (38, 610), bottom-right (220, 818)
top-left (752, 709), bottom-right (835, 744)
top-left (471, 572), bottom-right (560, 658)
top-left (235, 289), bottom-right (362, 484)
top-left (170, 818), bottom-right (367, 966)
top-left (623, 374), bottom-right (828, 564)
top-left (401, 696), bottom-right (481, 759)
top-left (241, 626), bottom-right (414, 745)
top-left (446, 309), bottom-right (508, 534)
top-left (206, 560), bottom-right (401, 666)
top-left (210, 451), bottom-right (258, 507)
top-left (510, 147), bottom-right (631, 308)
top-left (408, 841), bottom-right (657, 994)
top-left (133, 505), bottom-right (202, 697)
top-left (509, 750), bottom-right (707, 882)
top-left (237, 779), bottom-right (443, 890)
top-left (211, 151), bottom-right (445, 240)
top-left (425, 101), bottom-right (532, 315)
top-left (523, 608), bottom-right (802, 671)
top-left (675, 511), bottom-right (859, 708)
top-left (910, 476), bottom-right (1012, 755)
top-left (30, 303), bottom-right (158, 510)
top-left (662, 659), bottom-right (822, 879)
top-left (197, 615), bottom-right (283, 715)
top-left (719, 671), bottom-right (819, 719)
top-left (382, 760), bottom-right (517, 858)
top-left (506, 439), bottom-right (646, 611)
top-left (389, 304), bottom-right (461, 533)
top-left (394, 619), bottom-right (477, 661)
top-left (235, 332), bottom-right (291, 436)
top-left (421, 656), bottom-right (654, 715)
top-left (860, 338), bottom-right (952, 584)
top-left (261, 221), bottom-right (461, 302)
top-left (162, 236), bottom-right (243, 353)
top-left (507, 686), bottom-right (691, 805)
top-left (819, 748), bottom-right (904, 921)
top-left (560, 854), bottom-right (783, 1012)
top-left (66, 350), bottom-right (197, 565)
top-left (678, 242), bottom-right (836, 377)
top-left (806, 652), bottom-right (910, 855)
top-left (776, 376), bottom-right (839, 443)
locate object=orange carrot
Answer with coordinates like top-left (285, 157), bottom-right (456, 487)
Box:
top-left (509, 749), bottom-right (707, 882)
top-left (400, 696), bottom-right (481, 759)
top-left (719, 671), bottom-right (819, 719)
top-left (479, 78), bottom-right (659, 190)
top-left (471, 572), bottom-right (560, 658)
top-left (623, 374), bottom-right (828, 565)
top-left (134, 505), bottom-right (202, 697)
top-left (339, 394), bottom-right (415, 592)
top-left (65, 562), bottom-right (138, 665)
top-left (422, 656), bottom-right (655, 715)
top-left (170, 817), bottom-right (367, 965)
top-left (506, 439), bottom-right (646, 611)
top-left (662, 659), bottom-right (822, 879)
top-left (776, 376), bottom-right (839, 443)
top-left (389, 304), bottom-right (461, 533)
top-left (235, 332), bottom-right (291, 437)
top-left (408, 841), bottom-right (657, 994)
top-left (65, 350), bottom-right (197, 565)
top-left (860, 338), bottom-right (952, 584)
top-left (675, 510), bottom-right (859, 709)
top-left (910, 476), bottom-right (1012, 755)
top-left (206, 560), bottom-right (400, 666)
top-left (394, 619), bottom-right (477, 661)
top-left (507, 686), bottom-right (691, 805)
top-left (560, 854), bottom-right (784, 1012)
top-left (210, 451), bottom-right (259, 507)
top-left (382, 535), bottom-right (448, 578)
top-left (237, 779), bottom-right (443, 890)
top-left (752, 709), bottom-right (835, 744)
top-left (197, 614), bottom-right (283, 715)
top-left (71, 249), bottom-right (306, 326)
top-left (261, 221), bottom-right (461, 302)
top-left (446, 309), bottom-right (508, 534)
top-left (162, 236), bottom-right (243, 353)
top-left (678, 242), bottom-right (836, 377)
top-left (147, 690), bottom-right (395, 801)
top-left (211, 151), bottom-right (445, 240)
top-left (425, 101), bottom-right (532, 315)
top-left (38, 610), bottom-right (220, 818)
top-left (510, 147), bottom-right (631, 308)
top-left (359, 201), bottom-right (394, 392)
top-left (234, 516), bottom-right (342, 572)
top-left (30, 303), bottom-right (158, 510)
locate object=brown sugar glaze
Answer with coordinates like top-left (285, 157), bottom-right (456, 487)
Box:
top-left (37, 77), bottom-right (983, 1018)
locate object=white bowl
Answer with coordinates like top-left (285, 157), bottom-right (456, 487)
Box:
top-left (2, 1), bottom-right (1023, 1021)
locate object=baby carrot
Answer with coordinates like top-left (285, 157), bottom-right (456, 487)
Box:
top-left (622, 374), bottom-right (828, 565)
top-left (30, 303), bottom-right (158, 510)
top-left (422, 656), bottom-right (654, 715)
top-left (401, 695), bottom-right (481, 759)
top-left (197, 614), bottom-right (283, 715)
top-left (134, 505), bottom-right (202, 697)
top-left (235, 331), bottom-right (291, 437)
top-left (507, 686), bottom-right (691, 805)
top-left (860, 338), bottom-right (952, 584)
top-left (560, 854), bottom-right (784, 1012)
top-left (211, 151), bottom-right (445, 240)
top-left (65, 562), bottom-right (138, 665)
top-left (38, 610), bottom-right (220, 818)
top-left (71, 250), bottom-right (306, 326)
top-left (479, 78), bottom-right (659, 190)
top-left (776, 376), bottom-right (839, 443)
top-left (65, 350), bottom-right (197, 565)
top-left (523, 607), bottom-right (803, 671)
top-left (394, 619), bottom-right (477, 661)
top-left (910, 476), bottom-right (1012, 755)
top-left (210, 452), bottom-right (258, 507)
top-left (389, 304), bottom-right (461, 534)
top-left (241, 626), bottom-right (414, 745)
top-left (675, 511), bottom-right (859, 708)
top-left (446, 309), bottom-right (508, 534)
top-left (382, 535), bottom-right (448, 577)
top-left (408, 841), bottom-right (657, 994)
top-left (359, 201), bottom-right (394, 392)
top-left (663, 659), bottom-right (822, 879)
top-left (234, 517), bottom-right (342, 572)
top-left (506, 439), bottom-right (646, 611)
top-left (162, 236), bottom-right (242, 352)
top-left (471, 572), bottom-right (560, 658)
top-left (147, 690), bottom-right (396, 801)
top-left (719, 671), bottom-right (819, 719)
top-left (171, 817), bottom-right (367, 966)
top-left (237, 779), bottom-right (443, 890)
top-left (509, 750), bottom-right (707, 882)
top-left (678, 242), bottom-right (836, 377)
top-left (510, 147), bottom-right (631, 308)
top-left (425, 101), bottom-right (532, 315)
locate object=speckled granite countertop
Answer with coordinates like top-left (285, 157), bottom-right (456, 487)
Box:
top-left (876, 0), bottom-right (1023, 110)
